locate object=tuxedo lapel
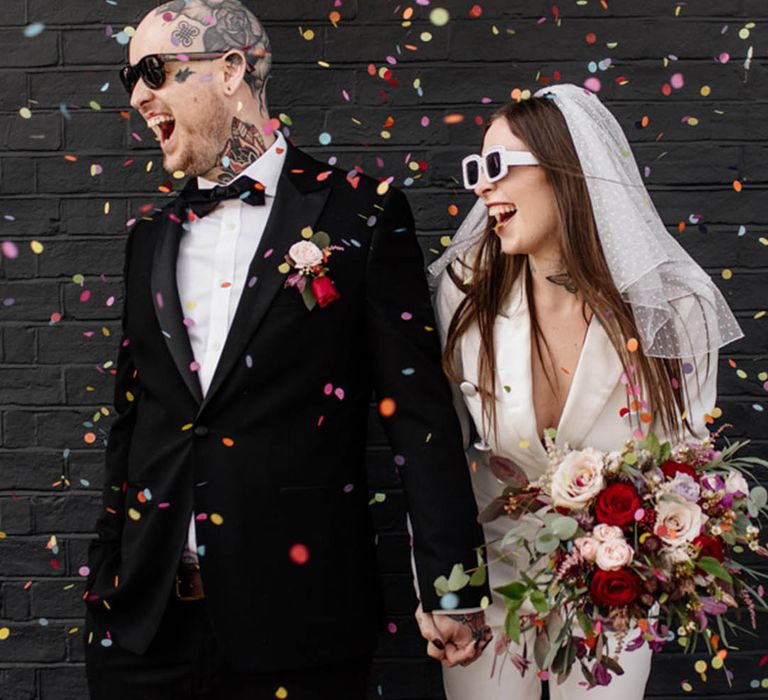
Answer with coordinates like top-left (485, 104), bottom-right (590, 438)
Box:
top-left (150, 201), bottom-right (204, 405)
top-left (199, 145), bottom-right (331, 411)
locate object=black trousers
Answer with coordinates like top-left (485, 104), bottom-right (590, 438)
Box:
top-left (84, 590), bottom-right (371, 700)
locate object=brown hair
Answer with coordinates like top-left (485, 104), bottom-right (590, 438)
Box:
top-left (443, 97), bottom-right (691, 441)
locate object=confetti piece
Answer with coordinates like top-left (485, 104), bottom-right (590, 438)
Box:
top-left (275, 688), bottom-right (288, 699)
top-left (210, 513), bottom-right (224, 525)
top-left (24, 23), bottom-right (45, 38)
top-left (627, 338), bottom-right (639, 352)
top-left (19, 107), bottom-right (32, 119)
top-left (222, 437), bottom-right (234, 447)
top-left (379, 398), bottom-right (397, 418)
top-left (83, 432), bottom-right (96, 444)
top-left (429, 8), bottom-right (450, 26)
top-left (289, 543), bottom-right (309, 565)
top-left (0, 628), bottom-right (9, 641)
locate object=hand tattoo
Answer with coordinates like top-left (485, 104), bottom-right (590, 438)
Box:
top-left (448, 612), bottom-right (492, 645)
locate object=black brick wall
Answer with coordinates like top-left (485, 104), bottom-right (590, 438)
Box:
top-left (0, 1), bottom-right (766, 698)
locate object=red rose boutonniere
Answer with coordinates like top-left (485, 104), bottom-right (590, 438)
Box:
top-left (280, 231), bottom-right (342, 310)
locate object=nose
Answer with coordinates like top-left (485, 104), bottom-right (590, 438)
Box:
top-left (130, 78), bottom-right (153, 112)
top-left (473, 169), bottom-right (494, 199)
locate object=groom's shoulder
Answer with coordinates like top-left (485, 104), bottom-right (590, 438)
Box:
top-left (288, 144), bottom-right (410, 208)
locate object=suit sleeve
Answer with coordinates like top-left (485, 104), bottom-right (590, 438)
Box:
top-left (87, 227), bottom-right (143, 576)
top-left (365, 187), bottom-right (490, 611)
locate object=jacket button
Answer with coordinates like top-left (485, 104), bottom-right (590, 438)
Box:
top-left (459, 381), bottom-right (478, 397)
top-left (193, 425), bottom-right (209, 437)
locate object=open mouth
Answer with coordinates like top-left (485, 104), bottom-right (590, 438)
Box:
top-left (146, 114), bottom-right (176, 147)
top-left (490, 205), bottom-right (517, 232)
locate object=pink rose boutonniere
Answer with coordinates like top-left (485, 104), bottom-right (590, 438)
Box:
top-left (280, 230), bottom-right (342, 310)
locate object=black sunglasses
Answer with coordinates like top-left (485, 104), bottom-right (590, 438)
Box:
top-left (119, 51), bottom-right (254, 95)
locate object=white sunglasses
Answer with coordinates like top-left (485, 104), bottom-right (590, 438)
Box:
top-left (461, 146), bottom-right (540, 190)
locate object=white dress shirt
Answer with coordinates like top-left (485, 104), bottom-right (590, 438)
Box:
top-left (177, 130), bottom-right (287, 563)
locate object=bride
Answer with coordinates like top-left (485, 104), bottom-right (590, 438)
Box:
top-left (429, 84), bottom-right (742, 699)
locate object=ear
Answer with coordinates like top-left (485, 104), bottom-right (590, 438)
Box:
top-left (221, 50), bottom-right (247, 95)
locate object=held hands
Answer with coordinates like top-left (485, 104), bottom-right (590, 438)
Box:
top-left (415, 604), bottom-right (493, 667)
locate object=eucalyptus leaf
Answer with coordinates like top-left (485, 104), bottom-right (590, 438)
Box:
top-left (751, 486), bottom-right (768, 508)
top-left (447, 563), bottom-right (471, 591)
top-left (550, 516), bottom-right (579, 541)
top-left (469, 565), bottom-right (487, 587)
top-left (433, 575), bottom-right (450, 596)
top-left (697, 556), bottom-right (733, 583)
top-left (659, 442), bottom-right (672, 462)
top-left (535, 531), bottom-right (561, 554)
top-left (310, 231), bottom-right (331, 249)
top-left (580, 661), bottom-right (595, 686)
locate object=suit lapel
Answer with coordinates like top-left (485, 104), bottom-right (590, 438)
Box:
top-left (492, 281), bottom-right (552, 470)
top-left (199, 145), bottom-right (331, 411)
top-left (555, 317), bottom-right (624, 449)
top-left (150, 200), bottom-right (204, 405)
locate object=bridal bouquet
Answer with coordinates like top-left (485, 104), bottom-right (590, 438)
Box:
top-left (440, 430), bottom-right (768, 688)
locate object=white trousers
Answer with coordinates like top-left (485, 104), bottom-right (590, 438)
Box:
top-left (443, 627), bottom-right (652, 700)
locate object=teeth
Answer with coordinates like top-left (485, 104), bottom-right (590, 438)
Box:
top-left (489, 204), bottom-right (517, 219)
top-left (146, 114), bottom-right (175, 129)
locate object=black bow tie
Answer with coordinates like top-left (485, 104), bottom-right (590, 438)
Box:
top-left (180, 176), bottom-right (266, 218)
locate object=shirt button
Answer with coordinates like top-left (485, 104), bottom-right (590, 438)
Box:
top-left (459, 381), bottom-right (478, 397)
top-left (193, 426), bottom-right (209, 437)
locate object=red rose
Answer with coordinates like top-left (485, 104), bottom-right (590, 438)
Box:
top-left (594, 482), bottom-right (641, 527)
top-left (311, 275), bottom-right (341, 308)
top-left (590, 568), bottom-right (641, 607)
top-left (660, 460), bottom-right (699, 483)
top-left (693, 535), bottom-right (724, 563)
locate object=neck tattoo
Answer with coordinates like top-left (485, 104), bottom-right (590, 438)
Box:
top-left (211, 117), bottom-right (268, 185)
top-left (545, 272), bottom-right (577, 294)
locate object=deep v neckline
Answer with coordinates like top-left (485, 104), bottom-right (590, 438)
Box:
top-left (528, 313), bottom-right (595, 449)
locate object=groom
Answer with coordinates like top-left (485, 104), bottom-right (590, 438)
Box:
top-left (83, 1), bottom-right (490, 698)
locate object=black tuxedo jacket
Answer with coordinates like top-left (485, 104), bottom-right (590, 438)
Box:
top-left (85, 143), bottom-right (488, 671)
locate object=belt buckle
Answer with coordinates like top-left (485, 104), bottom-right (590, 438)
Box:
top-left (175, 563), bottom-right (204, 602)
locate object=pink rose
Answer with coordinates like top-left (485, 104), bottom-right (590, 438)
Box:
top-left (595, 539), bottom-right (635, 571)
top-left (575, 537), bottom-right (599, 562)
top-left (550, 448), bottom-right (606, 510)
top-left (592, 523), bottom-right (624, 542)
top-left (289, 241), bottom-right (324, 270)
top-left (654, 499), bottom-right (707, 547)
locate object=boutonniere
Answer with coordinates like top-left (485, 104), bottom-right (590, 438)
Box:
top-left (280, 230), bottom-right (343, 310)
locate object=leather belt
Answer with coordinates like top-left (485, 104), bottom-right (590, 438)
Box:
top-left (175, 562), bottom-right (205, 601)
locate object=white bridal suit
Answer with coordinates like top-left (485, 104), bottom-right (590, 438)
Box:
top-left (436, 269), bottom-right (718, 700)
